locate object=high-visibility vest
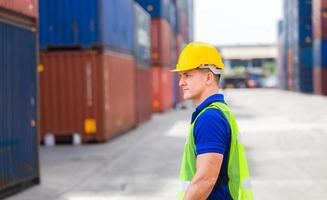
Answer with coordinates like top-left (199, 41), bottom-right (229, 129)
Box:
top-left (178, 102), bottom-right (254, 200)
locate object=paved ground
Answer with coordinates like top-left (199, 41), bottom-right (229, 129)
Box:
top-left (6, 89), bottom-right (327, 200)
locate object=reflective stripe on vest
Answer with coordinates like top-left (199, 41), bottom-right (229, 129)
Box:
top-left (178, 102), bottom-right (254, 200)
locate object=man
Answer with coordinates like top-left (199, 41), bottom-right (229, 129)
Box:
top-left (172, 42), bottom-right (254, 200)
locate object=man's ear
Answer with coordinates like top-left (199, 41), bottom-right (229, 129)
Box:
top-left (206, 72), bottom-right (214, 84)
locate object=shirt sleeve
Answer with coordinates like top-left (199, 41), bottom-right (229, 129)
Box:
top-left (193, 108), bottom-right (231, 155)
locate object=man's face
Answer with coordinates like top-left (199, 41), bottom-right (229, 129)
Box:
top-left (178, 69), bottom-right (207, 101)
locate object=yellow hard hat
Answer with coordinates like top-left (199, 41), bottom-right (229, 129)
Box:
top-left (172, 41), bottom-right (224, 72)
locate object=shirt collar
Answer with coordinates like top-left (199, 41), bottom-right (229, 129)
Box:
top-left (191, 93), bottom-right (226, 122)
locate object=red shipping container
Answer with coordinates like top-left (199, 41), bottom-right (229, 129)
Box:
top-left (313, 3), bottom-right (327, 39)
top-left (136, 67), bottom-right (152, 123)
top-left (0, 0), bottom-right (38, 19)
top-left (314, 67), bottom-right (327, 95)
top-left (313, 0), bottom-right (327, 10)
top-left (151, 18), bottom-right (173, 66)
top-left (152, 67), bottom-right (173, 112)
top-left (39, 50), bottom-right (136, 143)
top-left (287, 49), bottom-right (295, 91)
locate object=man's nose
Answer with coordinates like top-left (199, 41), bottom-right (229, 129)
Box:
top-left (179, 76), bottom-right (185, 87)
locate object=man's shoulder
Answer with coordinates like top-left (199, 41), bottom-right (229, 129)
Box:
top-left (196, 107), bottom-right (227, 124)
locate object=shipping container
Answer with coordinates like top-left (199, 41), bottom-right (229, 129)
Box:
top-left (277, 19), bottom-right (288, 90)
top-left (0, 0), bottom-right (38, 19)
top-left (39, 50), bottom-right (136, 143)
top-left (298, 66), bottom-right (313, 93)
top-left (179, 11), bottom-right (188, 41)
top-left (313, 0), bottom-right (327, 10)
top-left (134, 3), bottom-right (151, 67)
top-left (313, 6), bottom-right (327, 39)
top-left (39, 0), bottom-right (134, 53)
top-left (151, 18), bottom-right (173, 66)
top-left (299, 47), bottom-right (313, 67)
top-left (0, 20), bottom-right (39, 198)
top-left (173, 72), bottom-right (183, 107)
top-left (152, 67), bottom-right (173, 112)
top-left (136, 68), bottom-right (152, 123)
top-left (177, 0), bottom-right (192, 12)
top-left (314, 67), bottom-right (327, 95)
top-left (187, 0), bottom-right (194, 42)
top-left (287, 48), bottom-right (296, 90)
top-left (135, 0), bottom-right (171, 22)
top-left (313, 39), bottom-right (327, 67)
top-left (169, 1), bottom-right (178, 33)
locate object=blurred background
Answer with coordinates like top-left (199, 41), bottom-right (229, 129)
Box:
top-left (0, 0), bottom-right (326, 199)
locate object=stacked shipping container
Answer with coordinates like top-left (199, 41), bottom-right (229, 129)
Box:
top-left (280, 0), bottom-right (314, 93)
top-left (297, 0), bottom-right (314, 93)
top-left (313, 0), bottom-right (327, 95)
top-left (135, 0), bottom-right (193, 110)
top-left (39, 0), bottom-right (138, 143)
top-left (134, 3), bottom-right (152, 123)
top-left (0, 0), bottom-right (39, 198)
top-left (136, 0), bottom-right (175, 112)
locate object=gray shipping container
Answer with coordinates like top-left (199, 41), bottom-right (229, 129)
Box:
top-left (0, 18), bottom-right (40, 198)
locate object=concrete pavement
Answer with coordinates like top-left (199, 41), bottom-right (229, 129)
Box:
top-left (6, 89), bottom-right (327, 200)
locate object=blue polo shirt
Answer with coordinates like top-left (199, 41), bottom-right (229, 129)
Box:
top-left (191, 93), bottom-right (232, 200)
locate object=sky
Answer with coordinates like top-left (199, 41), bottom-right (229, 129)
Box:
top-left (194, 0), bottom-right (283, 46)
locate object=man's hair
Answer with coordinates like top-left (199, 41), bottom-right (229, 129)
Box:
top-left (199, 68), bottom-right (221, 85)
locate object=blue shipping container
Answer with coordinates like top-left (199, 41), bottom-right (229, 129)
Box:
top-left (299, 47), bottom-right (313, 67)
top-left (39, 0), bottom-right (134, 53)
top-left (298, 66), bottom-right (313, 93)
top-left (298, 22), bottom-right (312, 46)
top-left (299, 0), bottom-right (312, 19)
top-left (0, 19), bottom-right (39, 198)
top-left (134, 3), bottom-right (151, 67)
top-left (313, 39), bottom-right (327, 67)
top-left (135, 0), bottom-right (171, 22)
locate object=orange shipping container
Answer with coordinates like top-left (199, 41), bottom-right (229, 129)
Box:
top-left (0, 0), bottom-right (38, 19)
top-left (314, 67), bottom-right (327, 95)
top-left (151, 18), bottom-right (173, 66)
top-left (39, 50), bottom-right (136, 142)
top-left (152, 67), bottom-right (173, 112)
top-left (136, 68), bottom-right (152, 123)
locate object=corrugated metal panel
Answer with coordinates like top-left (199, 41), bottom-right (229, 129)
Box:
top-left (39, 0), bottom-right (134, 53)
top-left (151, 18), bottom-right (173, 66)
top-left (134, 3), bottom-right (151, 67)
top-left (299, 47), bottom-right (313, 67)
top-left (298, 66), bottom-right (313, 93)
top-left (313, 0), bottom-right (327, 39)
top-left (39, 50), bottom-right (136, 142)
top-left (136, 68), bottom-right (152, 123)
top-left (314, 67), bottom-right (327, 95)
top-left (313, 39), bottom-right (327, 67)
top-left (179, 11), bottom-right (188, 41)
top-left (173, 73), bottom-right (183, 107)
top-left (187, 0), bottom-right (194, 42)
top-left (135, 0), bottom-right (170, 21)
top-left (0, 20), bottom-right (39, 198)
top-left (287, 48), bottom-right (296, 90)
top-left (313, 0), bottom-right (327, 10)
top-left (313, 6), bottom-right (327, 39)
top-left (169, 1), bottom-right (178, 33)
top-left (0, 0), bottom-right (38, 19)
top-left (152, 67), bottom-right (173, 112)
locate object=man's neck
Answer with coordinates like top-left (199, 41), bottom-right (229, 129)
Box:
top-left (194, 88), bottom-right (219, 106)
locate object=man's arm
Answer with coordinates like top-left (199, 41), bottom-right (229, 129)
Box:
top-left (184, 153), bottom-right (223, 200)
